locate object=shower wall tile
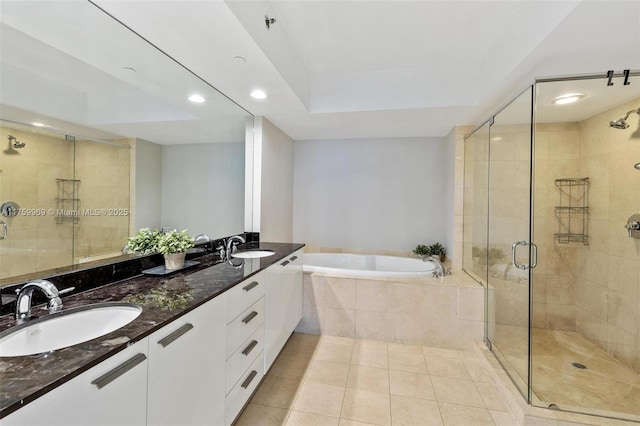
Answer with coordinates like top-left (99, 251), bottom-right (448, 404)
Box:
top-left (548, 129), bottom-right (580, 160)
top-left (608, 255), bottom-right (639, 300)
top-left (569, 97), bottom-right (640, 372)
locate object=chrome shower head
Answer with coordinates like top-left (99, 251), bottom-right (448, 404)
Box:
top-left (7, 135), bottom-right (25, 149)
top-left (609, 118), bottom-right (630, 129)
top-left (609, 107), bottom-right (640, 129)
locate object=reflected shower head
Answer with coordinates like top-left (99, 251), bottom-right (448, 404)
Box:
top-left (609, 107), bottom-right (640, 129)
top-left (7, 135), bottom-right (25, 149)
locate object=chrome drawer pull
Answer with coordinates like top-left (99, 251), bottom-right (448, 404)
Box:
top-left (242, 311), bottom-right (258, 324)
top-left (243, 281), bottom-right (259, 291)
top-left (280, 260), bottom-right (290, 267)
top-left (91, 353), bottom-right (147, 389)
top-left (241, 370), bottom-right (258, 389)
top-left (242, 340), bottom-right (258, 356)
top-left (289, 256), bottom-right (298, 261)
top-left (158, 323), bottom-right (194, 347)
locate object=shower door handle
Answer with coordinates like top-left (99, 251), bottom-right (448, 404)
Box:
top-left (0, 221), bottom-right (6, 240)
top-left (511, 241), bottom-right (537, 270)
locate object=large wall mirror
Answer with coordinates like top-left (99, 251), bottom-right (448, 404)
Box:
top-left (0, 1), bottom-right (253, 283)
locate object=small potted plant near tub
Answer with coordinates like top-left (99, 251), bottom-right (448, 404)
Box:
top-left (413, 242), bottom-right (446, 262)
top-left (157, 229), bottom-right (195, 270)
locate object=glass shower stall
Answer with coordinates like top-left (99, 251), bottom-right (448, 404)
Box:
top-left (463, 71), bottom-right (640, 422)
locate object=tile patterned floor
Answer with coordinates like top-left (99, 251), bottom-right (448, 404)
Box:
top-left (235, 333), bottom-right (518, 426)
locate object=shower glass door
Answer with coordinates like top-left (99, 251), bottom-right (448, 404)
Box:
top-left (486, 86), bottom-right (534, 401)
top-left (531, 74), bottom-right (640, 422)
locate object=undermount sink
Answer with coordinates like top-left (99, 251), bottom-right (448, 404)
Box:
top-left (0, 302), bottom-right (142, 357)
top-left (231, 249), bottom-right (275, 259)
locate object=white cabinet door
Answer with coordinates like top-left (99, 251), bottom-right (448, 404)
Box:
top-left (285, 250), bottom-right (303, 335)
top-left (264, 249), bottom-right (304, 371)
top-left (2, 339), bottom-right (148, 426)
top-left (147, 294), bottom-right (227, 426)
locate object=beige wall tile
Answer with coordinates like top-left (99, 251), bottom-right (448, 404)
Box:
top-left (355, 280), bottom-right (388, 312)
top-left (321, 276), bottom-right (356, 309)
top-left (354, 310), bottom-right (388, 341)
top-left (318, 307), bottom-right (356, 338)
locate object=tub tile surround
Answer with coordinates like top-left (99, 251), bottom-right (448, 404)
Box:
top-left (297, 271), bottom-right (484, 350)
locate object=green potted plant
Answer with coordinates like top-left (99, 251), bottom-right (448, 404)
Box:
top-left (157, 229), bottom-right (194, 270)
top-left (427, 243), bottom-right (446, 262)
top-left (413, 242), bottom-right (446, 262)
top-left (126, 228), bottom-right (161, 254)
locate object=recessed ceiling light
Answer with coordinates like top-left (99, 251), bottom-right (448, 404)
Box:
top-left (491, 136), bottom-right (503, 141)
top-left (233, 56), bottom-right (247, 64)
top-left (123, 66), bottom-right (137, 73)
top-left (553, 93), bottom-right (585, 105)
top-left (188, 94), bottom-right (206, 103)
top-left (32, 122), bottom-right (48, 127)
top-left (250, 89), bottom-right (267, 99)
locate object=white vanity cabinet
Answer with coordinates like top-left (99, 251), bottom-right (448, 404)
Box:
top-left (1, 339), bottom-right (149, 426)
top-left (264, 249), bottom-right (304, 371)
top-left (224, 271), bottom-right (266, 426)
top-left (146, 293), bottom-right (227, 426)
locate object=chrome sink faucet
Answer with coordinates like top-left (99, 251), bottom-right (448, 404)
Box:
top-left (225, 235), bottom-right (246, 257)
top-left (15, 279), bottom-right (64, 324)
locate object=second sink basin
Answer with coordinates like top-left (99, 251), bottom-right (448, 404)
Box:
top-left (0, 302), bottom-right (142, 357)
top-left (232, 249), bottom-right (275, 259)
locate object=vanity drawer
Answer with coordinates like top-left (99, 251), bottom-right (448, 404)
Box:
top-left (226, 326), bottom-right (264, 395)
top-left (226, 298), bottom-right (264, 359)
top-left (225, 353), bottom-right (264, 426)
top-left (227, 271), bottom-right (265, 323)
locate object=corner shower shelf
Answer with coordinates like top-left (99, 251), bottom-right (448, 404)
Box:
top-left (56, 178), bottom-right (81, 224)
top-left (554, 177), bottom-right (589, 245)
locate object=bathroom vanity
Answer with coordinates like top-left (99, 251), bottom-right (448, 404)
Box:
top-left (0, 243), bottom-right (304, 426)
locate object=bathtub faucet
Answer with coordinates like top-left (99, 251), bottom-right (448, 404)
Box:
top-left (426, 256), bottom-right (450, 278)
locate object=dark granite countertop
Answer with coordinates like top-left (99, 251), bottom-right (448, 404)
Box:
top-left (0, 242), bottom-right (304, 419)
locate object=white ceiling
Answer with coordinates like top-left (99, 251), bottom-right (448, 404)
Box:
top-left (93, 0), bottom-right (640, 140)
top-left (2, 1), bottom-right (639, 142)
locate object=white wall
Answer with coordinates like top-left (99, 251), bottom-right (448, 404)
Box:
top-left (134, 138), bottom-right (162, 231)
top-left (258, 117), bottom-right (295, 242)
top-left (293, 137), bottom-right (448, 252)
top-left (161, 142), bottom-right (244, 238)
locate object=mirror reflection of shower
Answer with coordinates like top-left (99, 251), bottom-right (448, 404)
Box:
top-left (4, 135), bottom-right (25, 154)
top-left (609, 107), bottom-right (640, 129)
